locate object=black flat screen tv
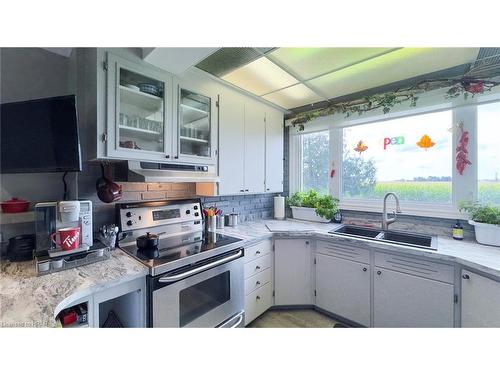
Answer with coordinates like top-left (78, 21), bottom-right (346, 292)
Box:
top-left (0, 95), bottom-right (82, 173)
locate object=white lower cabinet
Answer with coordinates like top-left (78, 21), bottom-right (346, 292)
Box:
top-left (461, 270), bottom-right (500, 327)
top-left (244, 240), bottom-right (274, 326)
top-left (274, 239), bottom-right (314, 306)
top-left (316, 254), bottom-right (371, 326)
top-left (373, 267), bottom-right (454, 327)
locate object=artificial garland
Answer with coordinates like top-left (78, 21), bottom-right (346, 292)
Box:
top-left (290, 77), bottom-right (500, 131)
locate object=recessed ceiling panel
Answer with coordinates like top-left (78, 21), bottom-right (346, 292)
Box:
top-left (262, 83), bottom-right (323, 109)
top-left (269, 47), bottom-right (396, 80)
top-left (222, 57), bottom-right (299, 96)
top-left (308, 48), bottom-right (480, 100)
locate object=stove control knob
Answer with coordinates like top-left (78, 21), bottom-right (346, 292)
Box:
top-left (193, 205), bottom-right (198, 210)
top-left (186, 209), bottom-right (191, 215)
top-left (126, 220), bottom-right (135, 226)
top-left (194, 212), bottom-right (200, 217)
top-left (126, 212), bottom-right (135, 218)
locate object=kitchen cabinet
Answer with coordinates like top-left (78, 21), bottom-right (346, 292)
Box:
top-left (244, 240), bottom-right (274, 325)
top-left (373, 267), bottom-right (454, 327)
top-left (274, 239), bottom-right (314, 306)
top-left (217, 92), bottom-right (245, 195)
top-left (316, 254), bottom-right (370, 326)
top-left (106, 53), bottom-right (173, 162)
top-left (243, 100), bottom-right (266, 194)
top-left (265, 109), bottom-right (284, 193)
top-left (461, 270), bottom-right (500, 327)
top-left (173, 81), bottom-right (217, 164)
top-left (92, 277), bottom-right (146, 328)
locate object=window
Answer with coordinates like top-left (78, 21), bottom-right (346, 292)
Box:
top-left (301, 131), bottom-right (329, 194)
top-left (342, 110), bottom-right (453, 203)
top-left (478, 102), bottom-right (500, 205)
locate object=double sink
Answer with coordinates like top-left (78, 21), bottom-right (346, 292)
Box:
top-left (329, 225), bottom-right (438, 250)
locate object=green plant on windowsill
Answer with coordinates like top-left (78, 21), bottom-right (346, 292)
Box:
top-left (286, 190), bottom-right (339, 221)
top-left (459, 201), bottom-right (500, 225)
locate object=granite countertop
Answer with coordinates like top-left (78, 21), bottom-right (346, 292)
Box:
top-left (218, 219), bottom-right (500, 278)
top-left (0, 249), bottom-right (148, 327)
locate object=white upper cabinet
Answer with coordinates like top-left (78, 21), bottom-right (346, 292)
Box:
top-left (173, 79), bottom-right (217, 165)
top-left (461, 270), bottom-right (500, 327)
top-left (265, 109), bottom-right (284, 193)
top-left (106, 53), bottom-right (173, 162)
top-left (218, 92), bottom-right (245, 195)
top-left (244, 100), bottom-right (266, 194)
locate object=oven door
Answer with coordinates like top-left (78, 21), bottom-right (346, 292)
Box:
top-left (151, 248), bottom-right (244, 327)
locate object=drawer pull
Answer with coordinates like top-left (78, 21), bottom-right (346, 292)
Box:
top-left (255, 265), bottom-right (261, 270)
top-left (256, 281), bottom-right (261, 286)
top-left (362, 267), bottom-right (367, 272)
top-left (256, 295), bottom-right (261, 300)
top-left (377, 270), bottom-right (382, 275)
top-left (462, 274), bottom-right (470, 280)
top-left (255, 250), bottom-right (261, 255)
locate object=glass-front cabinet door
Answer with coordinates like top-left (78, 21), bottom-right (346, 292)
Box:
top-left (176, 86), bottom-right (215, 163)
top-left (107, 54), bottom-right (172, 160)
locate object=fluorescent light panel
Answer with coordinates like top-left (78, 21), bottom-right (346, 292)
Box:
top-left (222, 56), bottom-right (298, 96)
top-left (262, 83), bottom-right (323, 109)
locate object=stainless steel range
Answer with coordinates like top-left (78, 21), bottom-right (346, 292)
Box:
top-left (116, 199), bottom-right (245, 328)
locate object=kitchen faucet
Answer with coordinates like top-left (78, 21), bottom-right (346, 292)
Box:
top-left (382, 192), bottom-right (402, 230)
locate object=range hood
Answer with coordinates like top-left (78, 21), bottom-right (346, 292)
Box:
top-left (125, 161), bottom-right (219, 183)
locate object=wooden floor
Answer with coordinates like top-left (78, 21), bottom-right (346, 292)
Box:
top-left (248, 308), bottom-right (342, 328)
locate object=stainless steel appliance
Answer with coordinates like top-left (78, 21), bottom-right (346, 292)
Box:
top-left (34, 200), bottom-right (93, 253)
top-left (116, 199), bottom-right (245, 328)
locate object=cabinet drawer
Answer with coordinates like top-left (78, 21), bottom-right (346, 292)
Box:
top-left (317, 240), bottom-right (370, 264)
top-left (245, 282), bottom-right (273, 326)
top-left (245, 268), bottom-right (272, 295)
top-left (244, 253), bottom-right (272, 279)
top-left (374, 251), bottom-right (454, 284)
top-left (244, 240), bottom-right (272, 263)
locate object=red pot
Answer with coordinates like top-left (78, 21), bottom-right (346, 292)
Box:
top-left (1, 197), bottom-right (30, 213)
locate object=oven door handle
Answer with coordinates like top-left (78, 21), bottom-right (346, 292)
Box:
top-left (158, 249), bottom-right (243, 283)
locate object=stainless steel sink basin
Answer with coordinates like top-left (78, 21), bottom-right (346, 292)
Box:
top-left (331, 225), bottom-right (382, 238)
top-left (329, 225), bottom-right (437, 250)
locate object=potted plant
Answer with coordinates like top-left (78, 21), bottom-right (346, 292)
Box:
top-left (459, 201), bottom-right (500, 247)
top-left (286, 190), bottom-right (339, 223)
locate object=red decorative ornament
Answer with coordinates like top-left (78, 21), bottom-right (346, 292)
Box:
top-left (456, 122), bottom-right (472, 175)
top-left (465, 81), bottom-right (484, 94)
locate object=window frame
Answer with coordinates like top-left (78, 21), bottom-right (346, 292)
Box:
top-left (289, 90), bottom-right (500, 219)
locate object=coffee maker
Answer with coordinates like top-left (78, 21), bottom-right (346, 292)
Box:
top-left (34, 200), bottom-right (93, 252)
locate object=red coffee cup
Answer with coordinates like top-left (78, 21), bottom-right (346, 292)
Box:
top-left (51, 227), bottom-right (81, 251)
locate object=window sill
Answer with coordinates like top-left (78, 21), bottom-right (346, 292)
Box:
top-left (339, 200), bottom-right (467, 220)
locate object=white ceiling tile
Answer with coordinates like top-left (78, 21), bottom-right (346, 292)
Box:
top-left (142, 47), bottom-right (219, 75)
top-left (262, 84), bottom-right (323, 109)
top-left (308, 47), bottom-right (480, 100)
top-left (222, 57), bottom-right (299, 96)
top-left (269, 47), bottom-right (395, 80)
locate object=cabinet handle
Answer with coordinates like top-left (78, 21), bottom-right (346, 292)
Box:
top-left (255, 265), bottom-right (261, 270)
top-left (240, 189), bottom-right (244, 192)
top-left (362, 267), bottom-right (367, 272)
top-left (256, 295), bottom-right (261, 300)
top-left (245, 189), bottom-right (249, 192)
top-left (165, 155), bottom-right (170, 158)
top-left (266, 188), bottom-right (270, 191)
top-left (255, 250), bottom-right (261, 255)
top-left (174, 156), bottom-right (179, 159)
top-left (462, 274), bottom-right (470, 280)
top-left (256, 281), bottom-right (261, 286)
top-left (377, 270), bottom-right (382, 275)
top-left (305, 241), bottom-right (310, 245)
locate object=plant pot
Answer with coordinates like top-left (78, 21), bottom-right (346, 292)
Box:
top-left (290, 206), bottom-right (330, 223)
top-left (469, 220), bottom-right (500, 247)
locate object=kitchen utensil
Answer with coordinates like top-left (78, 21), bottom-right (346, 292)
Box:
top-left (51, 227), bottom-right (81, 251)
top-left (96, 163), bottom-right (123, 203)
top-left (1, 197), bottom-right (30, 213)
top-left (136, 232), bottom-right (159, 249)
top-left (6, 234), bottom-right (35, 261)
top-left (138, 83), bottom-right (160, 97)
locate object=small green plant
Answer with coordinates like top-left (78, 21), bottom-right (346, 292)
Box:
top-left (459, 201), bottom-right (500, 225)
top-left (286, 190), bottom-right (339, 221)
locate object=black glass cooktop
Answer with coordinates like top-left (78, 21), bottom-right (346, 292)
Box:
top-left (120, 231), bottom-right (243, 273)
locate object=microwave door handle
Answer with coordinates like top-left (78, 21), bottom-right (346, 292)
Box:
top-left (158, 249), bottom-right (243, 283)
